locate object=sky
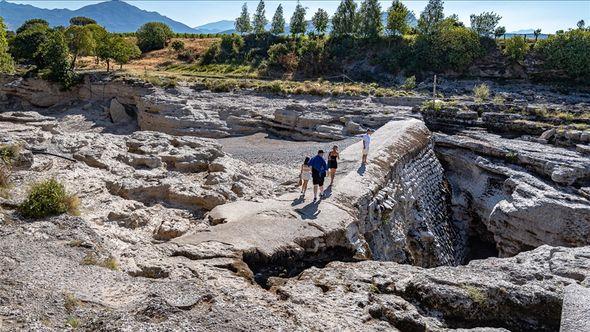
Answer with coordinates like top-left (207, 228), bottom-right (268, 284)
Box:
top-left (8, 0), bottom-right (590, 32)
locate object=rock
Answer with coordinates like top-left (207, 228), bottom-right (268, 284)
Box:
top-left (560, 284), bottom-right (590, 332)
top-left (154, 218), bottom-right (191, 240)
top-left (540, 128), bottom-right (556, 140)
top-left (109, 98), bottom-right (133, 124)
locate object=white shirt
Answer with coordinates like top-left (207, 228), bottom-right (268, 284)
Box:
top-left (362, 134), bottom-right (371, 149)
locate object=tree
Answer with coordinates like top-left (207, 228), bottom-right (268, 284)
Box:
top-left (235, 3), bottom-right (252, 35)
top-left (357, 0), bottom-right (383, 39)
top-left (290, 1), bottom-right (307, 36)
top-left (16, 19), bottom-right (48, 34)
top-left (270, 4), bottom-right (285, 35)
top-left (0, 17), bottom-right (14, 74)
top-left (311, 9), bottom-right (329, 36)
top-left (252, 0), bottom-right (268, 34)
top-left (69, 16), bottom-right (97, 26)
top-left (533, 28), bottom-right (542, 42)
top-left (37, 29), bottom-right (76, 87)
top-left (494, 26), bottom-right (506, 39)
top-left (386, 0), bottom-right (410, 36)
top-left (418, 0), bottom-right (445, 34)
top-left (503, 36), bottom-right (528, 62)
top-left (331, 0), bottom-right (357, 37)
top-left (136, 22), bottom-right (173, 52)
top-left (65, 24), bottom-right (97, 69)
top-left (470, 12), bottom-right (501, 37)
top-left (577, 20), bottom-right (586, 30)
top-left (535, 28), bottom-right (590, 80)
top-left (9, 23), bottom-right (50, 66)
top-left (97, 34), bottom-right (140, 72)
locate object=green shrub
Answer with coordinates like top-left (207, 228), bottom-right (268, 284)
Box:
top-left (535, 28), bottom-right (590, 80)
top-left (19, 178), bottom-right (79, 219)
top-left (0, 144), bottom-right (19, 164)
top-left (414, 22), bottom-right (483, 72)
top-left (267, 43), bottom-right (298, 72)
top-left (136, 22), bottom-right (173, 52)
top-left (473, 83), bottom-right (490, 101)
top-left (170, 40), bottom-right (185, 52)
top-left (401, 76), bottom-right (416, 90)
top-left (503, 36), bottom-right (529, 62)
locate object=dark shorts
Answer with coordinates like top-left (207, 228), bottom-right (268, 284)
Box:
top-left (312, 168), bottom-right (325, 186)
top-left (328, 160), bottom-right (338, 169)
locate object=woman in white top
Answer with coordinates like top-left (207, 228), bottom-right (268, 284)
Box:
top-left (300, 157), bottom-right (312, 195)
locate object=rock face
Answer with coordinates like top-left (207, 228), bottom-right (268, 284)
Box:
top-left (435, 130), bottom-right (590, 257)
top-left (175, 119), bottom-right (464, 278)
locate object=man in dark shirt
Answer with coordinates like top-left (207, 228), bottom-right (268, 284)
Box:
top-left (308, 150), bottom-right (327, 201)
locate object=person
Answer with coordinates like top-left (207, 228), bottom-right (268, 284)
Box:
top-left (327, 145), bottom-right (339, 187)
top-left (308, 150), bottom-right (327, 201)
top-left (359, 129), bottom-right (373, 164)
top-left (299, 157), bottom-right (312, 196)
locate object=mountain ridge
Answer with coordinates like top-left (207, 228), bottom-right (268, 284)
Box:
top-left (0, 0), bottom-right (197, 33)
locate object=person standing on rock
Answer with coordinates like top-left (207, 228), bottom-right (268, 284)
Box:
top-left (358, 129), bottom-right (373, 164)
top-left (327, 145), bottom-right (339, 187)
top-left (300, 157), bottom-right (312, 196)
top-left (308, 150), bottom-right (327, 201)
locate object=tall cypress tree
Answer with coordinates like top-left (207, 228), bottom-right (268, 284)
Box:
top-left (252, 0), bottom-right (268, 34)
top-left (331, 0), bottom-right (357, 37)
top-left (357, 0), bottom-right (383, 39)
top-left (418, 0), bottom-right (445, 34)
top-left (235, 3), bottom-right (252, 35)
top-left (290, 1), bottom-right (307, 36)
top-left (386, 0), bottom-right (410, 36)
top-left (270, 4), bottom-right (286, 35)
top-left (311, 9), bottom-right (329, 36)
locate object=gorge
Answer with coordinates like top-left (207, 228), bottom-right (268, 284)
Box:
top-left (0, 74), bottom-right (589, 331)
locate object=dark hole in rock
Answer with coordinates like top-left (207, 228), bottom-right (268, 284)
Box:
top-left (242, 246), bottom-right (358, 289)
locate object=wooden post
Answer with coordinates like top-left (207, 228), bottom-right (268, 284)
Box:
top-left (433, 74), bottom-right (437, 99)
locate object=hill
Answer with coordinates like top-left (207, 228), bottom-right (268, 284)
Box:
top-left (0, 0), bottom-right (197, 33)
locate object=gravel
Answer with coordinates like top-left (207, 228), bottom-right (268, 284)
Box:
top-left (217, 133), bottom-right (358, 168)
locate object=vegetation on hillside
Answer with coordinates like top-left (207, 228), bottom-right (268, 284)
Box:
top-left (1, 0), bottom-right (589, 85)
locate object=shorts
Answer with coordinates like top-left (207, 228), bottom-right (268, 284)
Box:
top-left (328, 160), bottom-right (338, 169)
top-left (312, 168), bottom-right (325, 186)
top-left (301, 172), bottom-right (312, 182)
top-left (362, 147), bottom-right (370, 155)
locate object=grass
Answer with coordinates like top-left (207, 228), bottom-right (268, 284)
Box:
top-left (462, 285), bottom-right (487, 305)
top-left (66, 316), bottom-right (80, 329)
top-left (421, 99), bottom-right (445, 111)
top-left (473, 83), bottom-right (490, 102)
top-left (166, 63), bottom-right (257, 78)
top-left (401, 75), bottom-right (416, 90)
top-left (64, 293), bottom-right (80, 313)
top-left (0, 164), bottom-right (10, 198)
top-left (81, 252), bottom-right (119, 271)
top-left (0, 144), bottom-right (20, 165)
top-left (18, 178), bottom-right (80, 219)
top-left (506, 151), bottom-right (519, 163)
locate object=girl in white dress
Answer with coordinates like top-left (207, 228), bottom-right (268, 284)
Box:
top-left (300, 157), bottom-right (312, 195)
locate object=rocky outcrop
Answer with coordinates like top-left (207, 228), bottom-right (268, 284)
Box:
top-left (174, 119), bottom-right (463, 281)
top-left (435, 131), bottom-right (590, 257)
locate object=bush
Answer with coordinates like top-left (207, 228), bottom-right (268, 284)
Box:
top-left (267, 43), bottom-right (298, 72)
top-left (171, 40), bottom-right (185, 52)
top-left (503, 36), bottom-right (529, 62)
top-left (401, 76), bottom-right (416, 90)
top-left (136, 22), bottom-right (173, 52)
top-left (177, 49), bottom-right (196, 63)
top-left (19, 178), bottom-right (79, 218)
top-left (535, 29), bottom-right (590, 80)
top-left (38, 30), bottom-right (78, 89)
top-left (473, 83), bottom-right (490, 101)
top-left (414, 22), bottom-right (483, 72)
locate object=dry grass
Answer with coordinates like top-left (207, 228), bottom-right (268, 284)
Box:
top-left (76, 37), bottom-right (219, 74)
top-left (473, 83), bottom-right (490, 102)
top-left (64, 293), bottom-right (80, 313)
top-left (81, 252), bottom-right (119, 271)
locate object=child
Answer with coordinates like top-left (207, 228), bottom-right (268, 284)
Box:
top-left (300, 157), bottom-right (312, 195)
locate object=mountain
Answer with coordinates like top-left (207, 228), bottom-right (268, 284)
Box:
top-left (0, 0), bottom-right (197, 33)
top-left (194, 20), bottom-right (235, 34)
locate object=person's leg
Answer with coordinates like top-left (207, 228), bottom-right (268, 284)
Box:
top-left (329, 169), bottom-right (335, 186)
top-left (362, 153), bottom-right (367, 164)
top-left (302, 180), bottom-right (308, 194)
top-left (313, 184), bottom-right (318, 199)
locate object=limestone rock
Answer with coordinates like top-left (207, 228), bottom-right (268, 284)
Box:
top-left (109, 98), bottom-right (133, 124)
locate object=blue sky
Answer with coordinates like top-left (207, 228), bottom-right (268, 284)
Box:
top-left (9, 1), bottom-right (590, 32)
